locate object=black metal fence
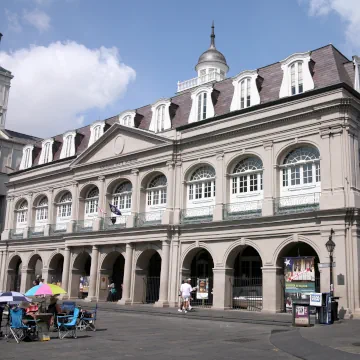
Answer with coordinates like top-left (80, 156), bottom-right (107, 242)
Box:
top-left (232, 277), bottom-right (262, 311)
top-left (145, 276), bottom-right (160, 304)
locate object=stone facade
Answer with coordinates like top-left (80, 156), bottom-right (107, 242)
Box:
top-left (1, 42), bottom-right (360, 318)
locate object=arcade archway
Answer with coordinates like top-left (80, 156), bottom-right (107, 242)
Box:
top-left (48, 253), bottom-right (64, 286)
top-left (7, 255), bottom-right (22, 292)
top-left (70, 252), bottom-right (91, 299)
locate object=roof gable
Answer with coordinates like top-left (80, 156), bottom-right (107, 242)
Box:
top-left (71, 123), bottom-right (173, 167)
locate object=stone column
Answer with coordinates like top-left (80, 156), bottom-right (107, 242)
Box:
top-left (2, 197), bottom-right (14, 239)
top-left (212, 268), bottom-right (233, 310)
top-left (162, 161), bottom-right (175, 225)
top-left (213, 152), bottom-right (225, 221)
top-left (173, 161), bottom-right (182, 225)
top-left (169, 237), bottom-right (180, 307)
top-left (118, 243), bottom-right (133, 305)
top-left (154, 240), bottom-right (170, 307)
top-left (93, 176), bottom-right (105, 231)
top-left (126, 169), bottom-right (139, 228)
top-left (261, 266), bottom-right (282, 313)
top-left (262, 141), bottom-right (274, 216)
top-left (0, 250), bottom-right (7, 291)
top-left (85, 245), bottom-right (99, 301)
top-left (61, 247), bottom-right (71, 297)
top-left (0, 250), bottom-right (4, 291)
top-left (20, 268), bottom-right (32, 294)
top-left (68, 182), bottom-right (79, 233)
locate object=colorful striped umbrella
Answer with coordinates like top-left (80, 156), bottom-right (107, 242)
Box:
top-left (0, 291), bottom-right (31, 303)
top-left (25, 283), bottom-right (67, 296)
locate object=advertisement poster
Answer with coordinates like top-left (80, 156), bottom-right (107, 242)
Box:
top-left (294, 305), bottom-right (309, 326)
top-left (284, 256), bottom-right (315, 313)
top-left (196, 278), bottom-right (209, 300)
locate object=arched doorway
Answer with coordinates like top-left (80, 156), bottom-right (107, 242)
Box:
top-left (27, 254), bottom-right (43, 291)
top-left (226, 246), bottom-right (263, 311)
top-left (276, 242), bottom-right (320, 313)
top-left (7, 255), bottom-right (22, 291)
top-left (133, 249), bottom-right (161, 304)
top-left (70, 252), bottom-right (91, 299)
top-left (182, 248), bottom-right (214, 307)
top-left (99, 252), bottom-right (125, 301)
top-left (48, 253), bottom-right (64, 286)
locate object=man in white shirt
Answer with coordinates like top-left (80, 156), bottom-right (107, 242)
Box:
top-left (179, 279), bottom-right (193, 313)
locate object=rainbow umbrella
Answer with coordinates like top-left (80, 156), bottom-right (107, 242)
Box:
top-left (25, 283), bottom-right (67, 296)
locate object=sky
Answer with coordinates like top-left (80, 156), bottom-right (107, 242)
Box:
top-left (0, 0), bottom-right (359, 138)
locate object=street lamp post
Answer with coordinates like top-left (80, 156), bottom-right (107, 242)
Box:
top-left (325, 229), bottom-right (336, 297)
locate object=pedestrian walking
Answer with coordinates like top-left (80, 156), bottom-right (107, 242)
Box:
top-left (178, 280), bottom-right (185, 312)
top-left (179, 278), bottom-right (192, 313)
top-left (108, 279), bottom-right (117, 302)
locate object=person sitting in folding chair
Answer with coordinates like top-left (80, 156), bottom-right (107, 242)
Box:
top-left (77, 304), bottom-right (97, 332)
top-left (9, 307), bottom-right (39, 343)
top-left (57, 307), bottom-right (80, 339)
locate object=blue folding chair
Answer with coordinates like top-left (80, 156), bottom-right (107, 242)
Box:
top-left (61, 301), bottom-right (76, 314)
top-left (57, 307), bottom-right (80, 339)
top-left (9, 308), bottom-right (39, 343)
top-left (77, 304), bottom-right (97, 332)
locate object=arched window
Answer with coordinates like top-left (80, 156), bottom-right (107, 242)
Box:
top-left (24, 148), bottom-right (31, 168)
top-left (290, 61), bottom-right (303, 95)
top-left (240, 78), bottom-right (251, 109)
top-left (113, 181), bottom-right (132, 212)
top-left (35, 196), bottom-right (48, 222)
top-left (85, 187), bottom-right (99, 215)
top-left (232, 158), bottom-right (263, 195)
top-left (197, 92), bottom-right (207, 121)
top-left (64, 135), bottom-right (72, 157)
top-left (156, 105), bottom-right (165, 132)
top-left (16, 200), bottom-right (28, 227)
top-left (57, 192), bottom-right (72, 219)
top-left (94, 126), bottom-right (101, 142)
top-left (146, 175), bottom-right (167, 207)
top-left (282, 147), bottom-right (320, 188)
top-left (188, 166), bottom-right (216, 201)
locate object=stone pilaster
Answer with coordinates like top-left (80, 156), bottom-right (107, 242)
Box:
top-left (85, 245), bottom-right (99, 301)
top-left (154, 240), bottom-right (171, 307)
top-left (118, 243), bottom-right (133, 305)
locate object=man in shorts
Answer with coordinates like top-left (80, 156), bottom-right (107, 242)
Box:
top-left (179, 278), bottom-right (192, 313)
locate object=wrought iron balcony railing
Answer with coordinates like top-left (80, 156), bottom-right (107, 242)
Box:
top-left (101, 216), bottom-right (127, 230)
top-left (49, 223), bottom-right (67, 235)
top-left (135, 210), bottom-right (165, 227)
top-left (180, 206), bottom-right (214, 224)
top-left (74, 220), bottom-right (94, 233)
top-left (223, 201), bottom-right (262, 221)
top-left (274, 193), bottom-right (320, 215)
top-left (28, 226), bottom-right (45, 238)
top-left (177, 72), bottom-right (225, 92)
top-left (9, 229), bottom-right (26, 240)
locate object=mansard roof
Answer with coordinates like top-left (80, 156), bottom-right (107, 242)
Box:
top-left (26, 44), bottom-right (355, 169)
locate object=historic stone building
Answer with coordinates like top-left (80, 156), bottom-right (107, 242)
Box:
top-left (1, 25), bottom-right (360, 316)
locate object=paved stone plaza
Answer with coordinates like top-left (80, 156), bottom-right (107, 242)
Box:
top-left (1, 309), bottom-right (360, 359)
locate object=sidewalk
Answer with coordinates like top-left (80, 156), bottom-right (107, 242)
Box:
top-left (76, 300), bottom-right (293, 326)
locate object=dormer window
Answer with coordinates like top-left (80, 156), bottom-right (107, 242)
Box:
top-left (290, 62), bottom-right (303, 95)
top-left (279, 52), bottom-right (314, 98)
top-left (39, 139), bottom-right (54, 165)
top-left (119, 111), bottom-right (136, 127)
top-left (189, 85), bottom-right (214, 123)
top-left (19, 145), bottom-right (34, 170)
top-left (353, 56), bottom-right (360, 92)
top-left (150, 99), bottom-right (171, 132)
top-left (88, 121), bottom-right (105, 147)
top-left (60, 131), bottom-right (76, 159)
top-left (230, 70), bottom-right (260, 112)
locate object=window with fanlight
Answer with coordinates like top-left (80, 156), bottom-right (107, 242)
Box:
top-left (35, 197), bottom-right (48, 222)
top-left (57, 192), bottom-right (72, 219)
top-left (85, 187), bottom-right (99, 215)
top-left (16, 200), bottom-right (28, 228)
top-left (146, 175), bottom-right (167, 208)
top-left (187, 166), bottom-right (216, 202)
top-left (231, 158), bottom-right (263, 196)
top-left (112, 181), bottom-right (132, 212)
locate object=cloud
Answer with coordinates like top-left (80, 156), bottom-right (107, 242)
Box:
top-left (0, 41), bottom-right (136, 138)
top-left (23, 8), bottom-right (51, 32)
top-left (302, 0), bottom-right (360, 52)
top-left (5, 9), bottom-right (22, 33)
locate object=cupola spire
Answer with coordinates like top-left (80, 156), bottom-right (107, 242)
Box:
top-left (210, 21), bottom-right (215, 49)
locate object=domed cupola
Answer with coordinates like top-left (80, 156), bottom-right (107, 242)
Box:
top-left (195, 22), bottom-right (229, 76)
